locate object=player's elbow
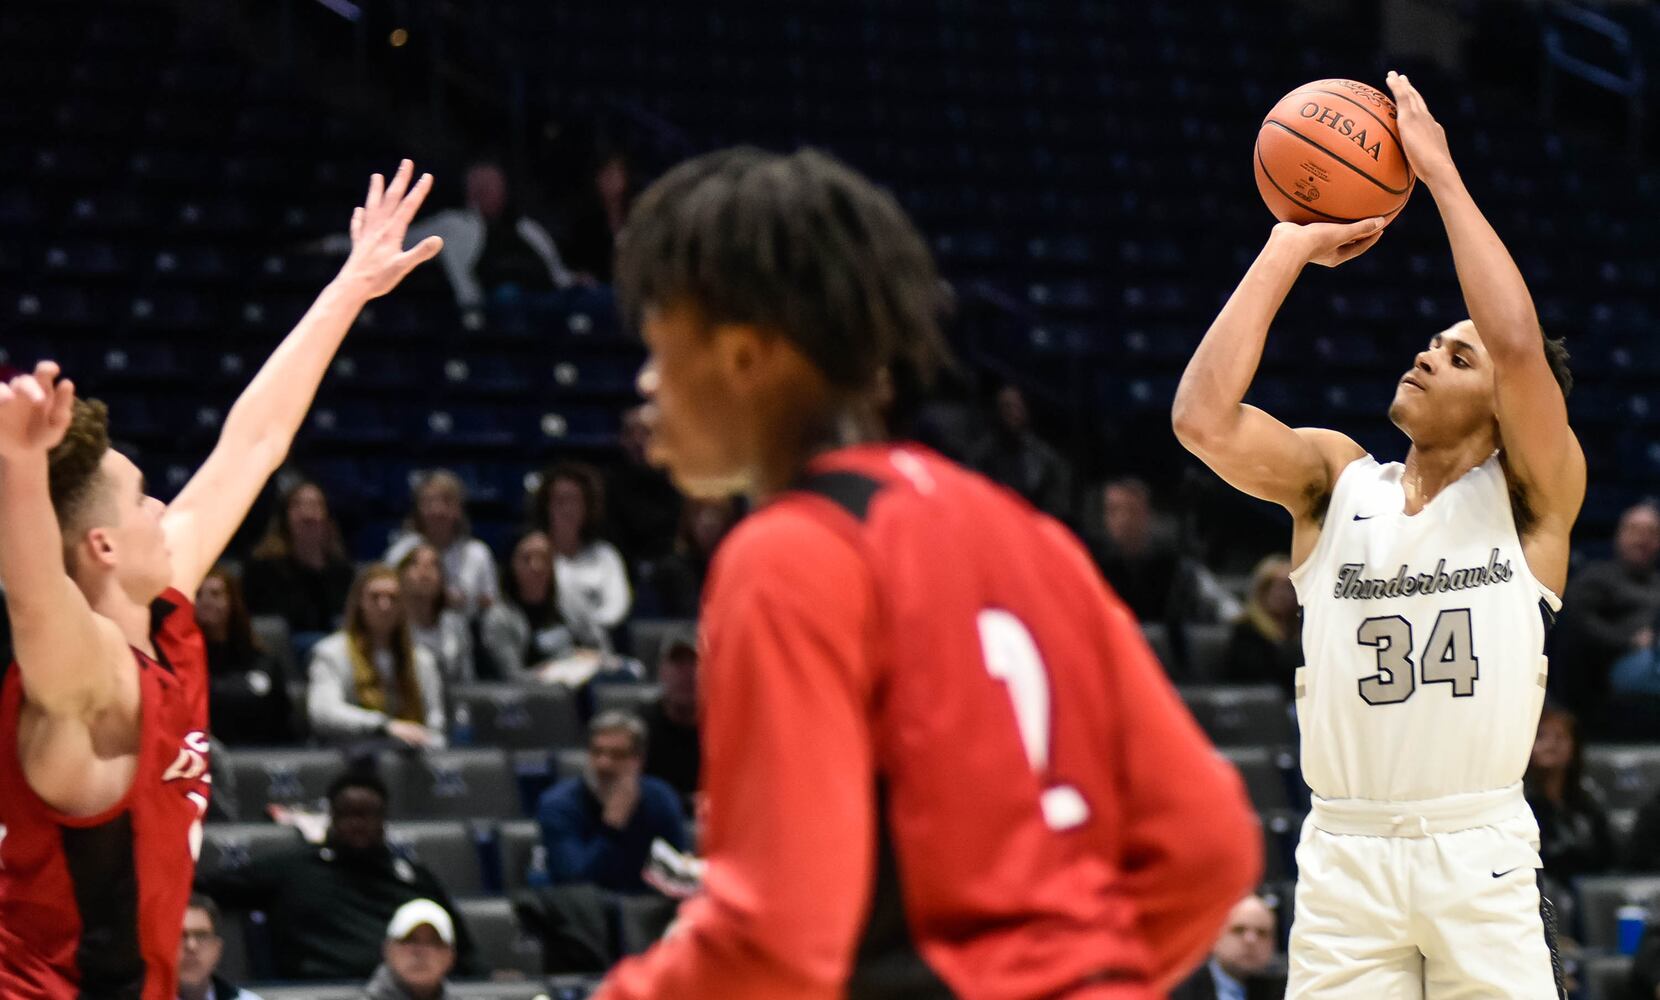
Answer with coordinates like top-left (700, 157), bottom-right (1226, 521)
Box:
top-left (1171, 396), bottom-right (1226, 454)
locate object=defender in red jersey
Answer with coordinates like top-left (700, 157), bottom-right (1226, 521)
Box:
top-left (0, 160), bottom-right (441, 999)
top-left (594, 149), bottom-right (1261, 1000)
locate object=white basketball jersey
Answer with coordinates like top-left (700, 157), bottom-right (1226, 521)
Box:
top-left (1289, 454), bottom-right (1561, 802)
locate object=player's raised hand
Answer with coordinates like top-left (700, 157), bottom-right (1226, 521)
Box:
top-left (1273, 217), bottom-right (1386, 269)
top-left (1386, 70), bottom-right (1456, 189)
top-left (0, 361), bottom-right (75, 460)
top-left (336, 159), bottom-right (444, 300)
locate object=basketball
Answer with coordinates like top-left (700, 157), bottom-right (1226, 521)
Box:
top-left (1254, 78), bottom-right (1415, 225)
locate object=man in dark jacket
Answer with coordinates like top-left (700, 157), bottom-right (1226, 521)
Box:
top-left (1553, 501), bottom-right (1660, 722)
top-left (195, 770), bottom-right (477, 981)
top-left (537, 711), bottom-right (688, 894)
top-left (177, 895), bottom-right (264, 1000)
top-left (1170, 895), bottom-right (1286, 1000)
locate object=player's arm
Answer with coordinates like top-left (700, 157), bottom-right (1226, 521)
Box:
top-left (1387, 71), bottom-right (1585, 522)
top-left (596, 513), bottom-right (877, 1000)
top-left (162, 161), bottom-right (443, 594)
top-left (1172, 223), bottom-right (1376, 519)
top-left (1088, 582), bottom-right (1262, 990)
top-left (0, 364), bottom-right (131, 716)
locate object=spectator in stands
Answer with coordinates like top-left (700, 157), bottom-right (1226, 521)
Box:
top-left (363, 899), bottom-right (458, 1000)
top-left (195, 567), bottom-right (292, 745)
top-left (386, 470), bottom-right (499, 619)
top-left (1090, 477), bottom-right (1183, 624)
top-left (1554, 501), bottom-right (1660, 722)
top-left (407, 160), bottom-right (575, 309)
top-left (1169, 894), bottom-right (1284, 1000)
top-left (308, 565), bottom-right (447, 750)
top-left (538, 711), bottom-right (689, 894)
top-left (560, 148), bottom-right (635, 285)
top-left (479, 529), bottom-right (580, 680)
top-left (196, 770), bottom-right (477, 981)
top-left (1222, 555), bottom-right (1302, 692)
top-left (177, 894), bottom-right (264, 1000)
top-left (650, 496), bottom-right (740, 618)
top-left (1525, 703), bottom-right (1614, 887)
top-left (969, 384), bottom-right (1073, 521)
top-left (605, 405), bottom-right (683, 573)
top-left (531, 462), bottom-right (632, 643)
top-left (396, 542), bottom-right (475, 684)
top-left (243, 478), bottom-right (354, 648)
top-left (642, 633), bottom-right (700, 815)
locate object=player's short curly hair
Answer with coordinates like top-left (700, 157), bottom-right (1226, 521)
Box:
top-left (47, 397), bottom-right (112, 571)
top-left (1541, 328), bottom-right (1572, 399)
top-left (614, 146), bottom-right (954, 395)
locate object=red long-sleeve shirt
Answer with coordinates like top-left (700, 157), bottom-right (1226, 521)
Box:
top-left (598, 445), bottom-right (1259, 1000)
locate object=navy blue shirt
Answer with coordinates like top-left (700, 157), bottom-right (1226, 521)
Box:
top-left (536, 775), bottom-right (689, 894)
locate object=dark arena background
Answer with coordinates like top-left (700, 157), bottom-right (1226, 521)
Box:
top-left (4, 0), bottom-right (1660, 997)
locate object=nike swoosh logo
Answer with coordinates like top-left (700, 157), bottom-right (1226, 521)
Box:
top-left (1353, 513), bottom-right (1376, 521)
top-left (1492, 868), bottom-right (1520, 878)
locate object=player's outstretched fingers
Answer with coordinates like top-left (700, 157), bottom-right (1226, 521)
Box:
top-left (382, 159), bottom-right (414, 207)
top-left (394, 172), bottom-right (436, 227)
top-left (365, 172), bottom-right (385, 214)
top-left (350, 206), bottom-right (365, 242)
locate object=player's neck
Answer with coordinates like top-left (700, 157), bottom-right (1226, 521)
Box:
top-left (84, 580), bottom-right (156, 658)
top-left (1400, 436), bottom-right (1494, 513)
top-left (750, 398), bottom-right (882, 503)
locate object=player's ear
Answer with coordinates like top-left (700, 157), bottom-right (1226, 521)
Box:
top-left (81, 526), bottom-right (118, 571)
top-left (711, 323), bottom-right (769, 392)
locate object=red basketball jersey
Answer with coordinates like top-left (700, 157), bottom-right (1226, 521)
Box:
top-left (0, 589), bottom-right (211, 1000)
top-left (600, 444), bottom-right (1260, 1000)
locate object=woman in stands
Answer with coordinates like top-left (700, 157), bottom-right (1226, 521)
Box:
top-left (1525, 703), bottom-right (1615, 893)
top-left (480, 529), bottom-right (581, 680)
top-left (243, 478), bottom-right (355, 652)
top-left (195, 567), bottom-right (292, 745)
top-left (308, 565), bottom-right (447, 749)
top-left (385, 469), bottom-right (499, 618)
top-left (529, 462), bottom-right (632, 646)
top-left (1222, 554), bottom-right (1302, 694)
top-left (396, 542), bottom-right (476, 684)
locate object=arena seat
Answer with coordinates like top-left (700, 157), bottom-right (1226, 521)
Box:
top-left (386, 820), bottom-right (486, 895)
top-left (385, 747), bottom-right (521, 821)
top-left (496, 818), bottom-right (545, 894)
top-left (449, 683), bottom-right (584, 750)
top-left (1585, 746), bottom-right (1660, 811)
top-left (591, 683), bottom-right (662, 719)
top-left (1181, 684), bottom-right (1294, 747)
top-left (1220, 746), bottom-right (1293, 812)
top-left (1575, 874), bottom-right (1660, 951)
top-left (457, 896), bottom-right (546, 976)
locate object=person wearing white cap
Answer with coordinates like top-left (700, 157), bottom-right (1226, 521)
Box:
top-left (362, 898), bottom-right (458, 1000)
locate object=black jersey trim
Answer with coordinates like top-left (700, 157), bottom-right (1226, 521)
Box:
top-left (147, 595), bottom-right (178, 674)
top-left (797, 470), bottom-right (885, 523)
top-left (847, 782), bottom-right (956, 999)
top-left (63, 812), bottom-right (145, 999)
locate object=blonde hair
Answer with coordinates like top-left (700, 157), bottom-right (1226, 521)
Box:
top-left (1240, 554), bottom-right (1294, 644)
top-left (342, 565), bottom-right (425, 722)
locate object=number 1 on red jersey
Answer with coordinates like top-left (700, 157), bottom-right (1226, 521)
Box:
top-left (978, 609), bottom-right (1090, 831)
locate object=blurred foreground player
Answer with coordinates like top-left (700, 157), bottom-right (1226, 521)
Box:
top-left (594, 148), bottom-right (1260, 1000)
top-left (0, 161), bottom-right (441, 999)
top-left (1174, 73), bottom-right (1582, 998)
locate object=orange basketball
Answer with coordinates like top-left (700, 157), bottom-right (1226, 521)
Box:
top-left (1254, 78), bottom-right (1415, 225)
